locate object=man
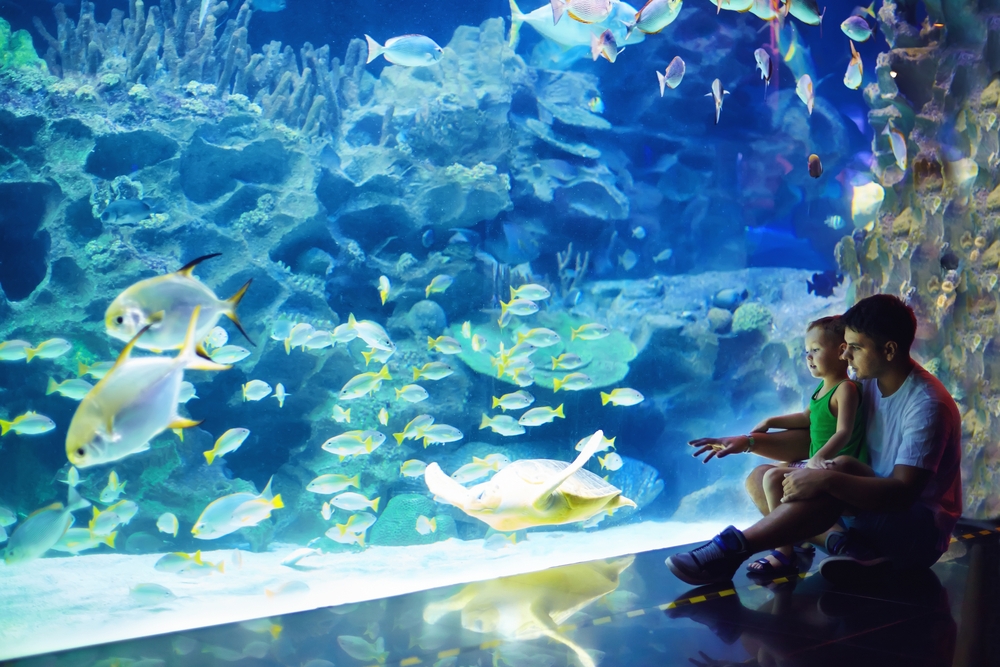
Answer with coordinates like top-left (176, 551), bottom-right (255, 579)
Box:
top-left (666, 294), bottom-right (962, 585)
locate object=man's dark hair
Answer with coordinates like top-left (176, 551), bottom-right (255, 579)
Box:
top-left (841, 294), bottom-right (917, 355)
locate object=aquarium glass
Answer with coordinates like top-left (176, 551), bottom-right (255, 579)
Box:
top-left (0, 0), bottom-right (996, 660)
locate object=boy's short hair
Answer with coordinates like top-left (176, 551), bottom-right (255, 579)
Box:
top-left (807, 315), bottom-right (846, 343)
top-left (841, 294), bottom-right (917, 355)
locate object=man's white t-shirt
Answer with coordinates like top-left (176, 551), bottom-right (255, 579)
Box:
top-left (861, 364), bottom-right (962, 546)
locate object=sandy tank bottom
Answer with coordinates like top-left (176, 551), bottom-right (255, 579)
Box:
top-left (0, 518), bottom-right (748, 661)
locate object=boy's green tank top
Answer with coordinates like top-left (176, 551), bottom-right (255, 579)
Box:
top-left (809, 379), bottom-right (866, 461)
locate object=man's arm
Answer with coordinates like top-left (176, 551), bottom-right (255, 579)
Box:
top-left (783, 463), bottom-right (931, 512)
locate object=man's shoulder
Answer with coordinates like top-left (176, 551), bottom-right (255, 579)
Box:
top-left (902, 365), bottom-right (960, 418)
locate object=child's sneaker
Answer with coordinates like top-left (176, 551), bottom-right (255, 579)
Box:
top-left (665, 526), bottom-right (751, 586)
top-left (819, 529), bottom-right (891, 585)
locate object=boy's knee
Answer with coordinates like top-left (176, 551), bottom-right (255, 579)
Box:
top-left (745, 464), bottom-right (773, 492)
top-left (762, 466), bottom-right (785, 488)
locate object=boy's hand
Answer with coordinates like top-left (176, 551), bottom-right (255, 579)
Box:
top-left (688, 436), bottom-right (750, 463)
top-left (804, 455), bottom-right (831, 470)
top-left (750, 420), bottom-right (770, 433)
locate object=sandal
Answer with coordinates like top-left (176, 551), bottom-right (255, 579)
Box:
top-left (793, 542), bottom-right (816, 556)
top-left (746, 550), bottom-right (799, 576)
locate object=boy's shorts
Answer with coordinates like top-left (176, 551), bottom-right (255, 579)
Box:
top-left (839, 502), bottom-right (947, 570)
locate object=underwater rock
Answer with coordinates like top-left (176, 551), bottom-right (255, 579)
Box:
top-left (405, 300), bottom-right (448, 338)
top-left (85, 130), bottom-right (179, 180)
top-left (369, 494), bottom-right (457, 546)
top-left (409, 162), bottom-right (512, 230)
top-left (731, 302), bottom-right (773, 335)
top-left (0, 18), bottom-right (45, 72)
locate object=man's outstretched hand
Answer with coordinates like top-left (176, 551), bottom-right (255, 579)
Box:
top-left (688, 436), bottom-right (750, 463)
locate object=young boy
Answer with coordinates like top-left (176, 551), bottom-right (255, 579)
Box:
top-left (743, 316), bottom-right (866, 575)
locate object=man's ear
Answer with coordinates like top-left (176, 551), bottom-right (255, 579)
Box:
top-left (884, 340), bottom-right (898, 361)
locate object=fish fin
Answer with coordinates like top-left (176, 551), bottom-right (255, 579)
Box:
top-left (555, 404), bottom-right (565, 418)
top-left (176, 253), bottom-right (222, 278)
top-left (350, 474), bottom-right (360, 489)
top-left (508, 0), bottom-right (524, 47)
top-left (552, 377), bottom-right (563, 392)
top-left (657, 70), bottom-right (666, 97)
top-left (179, 306), bottom-right (230, 372)
top-left (600, 392), bottom-right (610, 406)
top-left (109, 319), bottom-right (157, 374)
top-left (194, 550), bottom-right (204, 565)
top-left (427, 336), bottom-right (435, 350)
top-left (364, 35), bottom-right (383, 64)
top-left (480, 414), bottom-right (491, 429)
top-left (370, 497), bottom-right (380, 512)
top-left (204, 449), bottom-right (216, 465)
top-left (0, 420), bottom-right (11, 436)
top-left (24, 347), bottom-right (38, 362)
top-left (223, 279), bottom-right (255, 346)
top-left (532, 430), bottom-right (607, 510)
top-left (77, 361), bottom-right (89, 377)
top-left (492, 396), bottom-right (501, 408)
top-left (271, 494), bottom-right (284, 510)
top-left (27, 502), bottom-right (64, 519)
top-left (379, 365), bottom-right (392, 381)
top-left (104, 531), bottom-right (117, 548)
top-left (260, 476), bottom-right (275, 501)
top-left (168, 417), bottom-right (202, 432)
top-left (393, 432), bottom-right (405, 445)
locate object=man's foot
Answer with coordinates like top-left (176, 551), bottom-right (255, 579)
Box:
top-left (819, 530), bottom-right (891, 585)
top-left (665, 526), bottom-right (751, 586)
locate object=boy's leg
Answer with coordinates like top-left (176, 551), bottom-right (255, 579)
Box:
top-left (746, 464), bottom-right (775, 516)
top-left (762, 466), bottom-right (787, 513)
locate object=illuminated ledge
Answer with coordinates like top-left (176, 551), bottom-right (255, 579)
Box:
top-left (0, 519), bottom-right (744, 661)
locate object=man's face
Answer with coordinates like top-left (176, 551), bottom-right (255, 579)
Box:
top-left (842, 327), bottom-right (887, 380)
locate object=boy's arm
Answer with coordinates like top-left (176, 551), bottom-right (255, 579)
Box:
top-left (690, 428), bottom-right (811, 463)
top-left (810, 382), bottom-right (859, 464)
top-left (753, 410), bottom-right (811, 432)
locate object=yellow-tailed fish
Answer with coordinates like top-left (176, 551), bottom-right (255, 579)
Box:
top-left (361, 346), bottom-right (395, 366)
top-left (322, 501), bottom-right (333, 520)
top-left (304, 331), bottom-right (334, 350)
top-left (129, 583), bottom-right (176, 604)
top-left (157, 512), bottom-right (179, 536)
top-left (3, 485), bottom-right (90, 564)
top-left (242, 380), bottom-right (271, 401)
top-left (552, 372), bottom-right (593, 392)
top-left (796, 74), bottom-right (814, 114)
top-left (330, 492), bottom-right (379, 512)
top-left (412, 362), bottom-right (454, 381)
top-left (451, 458), bottom-right (499, 484)
top-left (210, 345), bottom-right (251, 364)
top-left (205, 326), bottom-right (228, 350)
top-left (274, 383), bottom-right (289, 407)
top-left (515, 328), bottom-right (560, 347)
top-left (393, 414), bottom-right (435, 445)
top-left (471, 334), bottom-right (486, 351)
top-left (347, 314), bottom-right (394, 352)
top-left (25, 338), bottom-right (72, 362)
top-left (401, 460), bottom-right (428, 477)
top-left (705, 78), bottom-right (729, 125)
top-left (105, 253), bottom-right (252, 351)
top-left (415, 515), bottom-right (437, 535)
top-left (77, 360), bottom-right (115, 379)
top-left (66, 307), bottom-right (229, 468)
top-left (280, 547), bottom-right (323, 567)
top-left (326, 526), bottom-right (366, 546)
top-left (395, 384), bottom-right (429, 403)
top-left (657, 56), bottom-right (685, 95)
top-left (339, 365), bottom-right (392, 400)
top-left (425, 274), bottom-right (454, 298)
top-left (575, 431), bottom-right (616, 451)
top-left (599, 452), bottom-right (624, 471)
top-left (510, 284), bottom-right (551, 301)
top-left (421, 423), bottom-right (464, 447)
top-left (307, 473), bottom-right (361, 494)
top-left (1, 411), bottom-right (56, 436)
top-left (204, 427), bottom-right (251, 465)
top-left (284, 323), bottom-right (315, 354)
top-left (0, 340), bottom-right (32, 361)
top-left (492, 390), bottom-right (535, 411)
top-left (499, 298), bottom-right (539, 322)
top-left (518, 404), bottom-right (565, 426)
top-left (479, 413), bottom-right (526, 436)
top-left (570, 323), bottom-right (610, 341)
top-left (335, 512), bottom-right (378, 536)
top-left (460, 321), bottom-right (472, 338)
top-left (364, 34), bottom-right (443, 67)
top-left (483, 532), bottom-right (518, 550)
top-left (378, 275), bottom-right (391, 305)
top-left (99, 470), bottom-right (127, 503)
top-left (883, 122), bottom-right (907, 171)
top-left (193, 477), bottom-right (282, 539)
top-left (601, 388), bottom-right (644, 406)
top-left (51, 527), bottom-right (116, 554)
top-left (332, 405), bottom-right (351, 423)
top-left (378, 407), bottom-right (389, 425)
top-left (428, 335), bottom-right (463, 354)
top-left (844, 40), bottom-right (863, 90)
top-left (622, 0), bottom-right (682, 39)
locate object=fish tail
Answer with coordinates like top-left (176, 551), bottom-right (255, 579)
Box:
top-left (412, 367), bottom-right (421, 381)
top-left (336, 522), bottom-right (348, 537)
top-left (549, 0), bottom-right (566, 25)
top-left (370, 497), bottom-right (380, 512)
top-left (657, 70), bottom-right (666, 97)
top-left (362, 349), bottom-right (375, 366)
top-left (260, 476), bottom-right (275, 501)
top-left (77, 361), bottom-right (89, 377)
top-left (555, 404), bottom-right (565, 418)
top-left (378, 365), bottom-right (392, 381)
top-left (104, 531), bottom-right (117, 548)
top-left (364, 35), bottom-right (383, 64)
top-left (68, 484), bottom-right (90, 513)
top-left (46, 378), bottom-right (60, 395)
top-left (552, 377), bottom-right (563, 392)
top-left (180, 307), bottom-right (230, 372)
top-left (480, 413), bottom-right (492, 429)
top-left (393, 433), bottom-right (405, 445)
top-left (24, 347), bottom-right (38, 363)
top-left (508, 0), bottom-right (524, 47)
top-left (427, 336), bottom-right (436, 351)
top-left (223, 279), bottom-right (254, 346)
top-left (271, 494), bottom-right (284, 510)
top-left (492, 396), bottom-right (501, 408)
top-left (570, 327), bottom-right (580, 341)
top-left (600, 392), bottom-right (611, 406)
top-left (0, 420), bottom-right (11, 436)
top-left (204, 449), bottom-right (216, 465)
top-left (350, 474), bottom-right (360, 489)
top-left (356, 533), bottom-right (366, 548)
top-left (395, 388), bottom-right (403, 399)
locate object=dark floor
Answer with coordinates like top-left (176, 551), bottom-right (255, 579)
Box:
top-left (7, 522), bottom-right (1000, 667)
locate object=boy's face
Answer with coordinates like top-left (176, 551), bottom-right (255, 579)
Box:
top-left (804, 328), bottom-right (846, 378)
top-left (842, 327), bottom-right (888, 380)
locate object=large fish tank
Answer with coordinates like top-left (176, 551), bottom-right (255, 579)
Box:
top-left (1, 0), bottom-right (997, 661)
